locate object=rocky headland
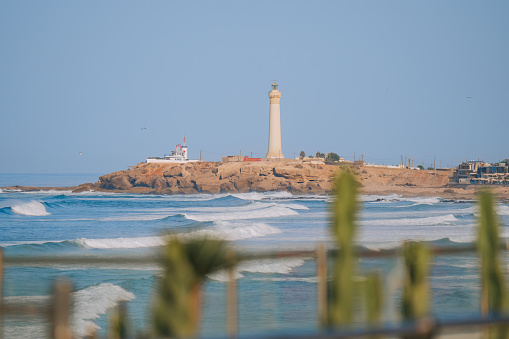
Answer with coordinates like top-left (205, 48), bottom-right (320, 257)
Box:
top-left (4, 161), bottom-right (509, 201)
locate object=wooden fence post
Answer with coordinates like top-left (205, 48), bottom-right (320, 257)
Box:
top-left (227, 261), bottom-right (238, 339)
top-left (317, 243), bottom-right (327, 329)
top-left (51, 279), bottom-right (72, 339)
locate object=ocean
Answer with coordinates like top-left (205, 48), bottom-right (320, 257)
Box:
top-left (1, 173), bottom-right (508, 338)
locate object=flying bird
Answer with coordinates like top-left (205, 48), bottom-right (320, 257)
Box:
top-left (141, 127), bottom-right (147, 130)
top-left (79, 152), bottom-right (82, 156)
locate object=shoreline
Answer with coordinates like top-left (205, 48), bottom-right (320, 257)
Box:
top-left (2, 162), bottom-right (509, 202)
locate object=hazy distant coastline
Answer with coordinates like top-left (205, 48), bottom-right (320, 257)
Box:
top-left (3, 162), bottom-right (509, 201)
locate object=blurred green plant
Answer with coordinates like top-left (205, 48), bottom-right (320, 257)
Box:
top-left (401, 241), bottom-right (432, 339)
top-left (477, 191), bottom-right (509, 339)
top-left (364, 272), bottom-right (382, 326)
top-left (401, 241), bottom-right (431, 319)
top-left (152, 236), bottom-right (231, 338)
top-left (328, 170), bottom-right (359, 327)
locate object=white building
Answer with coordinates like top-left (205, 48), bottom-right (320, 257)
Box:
top-left (147, 138), bottom-right (199, 163)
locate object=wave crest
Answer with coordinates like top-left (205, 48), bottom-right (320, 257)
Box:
top-left (74, 221), bottom-right (281, 249)
top-left (72, 283), bottom-right (135, 336)
top-left (362, 214), bottom-right (458, 226)
top-left (0, 200), bottom-right (50, 216)
top-left (185, 205), bottom-right (298, 221)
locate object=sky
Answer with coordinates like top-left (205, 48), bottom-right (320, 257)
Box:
top-left (1, 1), bottom-right (508, 174)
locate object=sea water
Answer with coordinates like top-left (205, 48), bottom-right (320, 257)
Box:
top-left (1, 174), bottom-right (509, 338)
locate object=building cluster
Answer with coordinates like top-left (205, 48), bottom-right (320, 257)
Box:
top-left (450, 160), bottom-right (509, 185)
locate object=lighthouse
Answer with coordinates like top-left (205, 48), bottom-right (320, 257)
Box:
top-left (265, 82), bottom-right (284, 159)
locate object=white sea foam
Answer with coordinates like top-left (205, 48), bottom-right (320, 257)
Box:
top-left (232, 191), bottom-right (294, 200)
top-left (0, 200), bottom-right (51, 216)
top-left (76, 236), bottom-right (165, 249)
top-left (360, 194), bottom-right (442, 206)
top-left (362, 214), bottom-right (458, 226)
top-left (448, 235), bottom-right (477, 243)
top-left (207, 257), bottom-right (306, 281)
top-left (400, 197), bottom-right (442, 205)
top-left (72, 283), bottom-right (135, 337)
top-left (184, 201), bottom-right (309, 213)
top-left (185, 205), bottom-right (298, 221)
top-left (23, 189), bottom-right (75, 195)
top-left (498, 205), bottom-right (509, 216)
top-left (99, 214), bottom-right (171, 221)
top-left (3, 284), bottom-right (134, 338)
top-left (75, 222), bottom-right (281, 249)
top-left (0, 239), bottom-right (66, 247)
top-left (181, 221), bottom-right (282, 241)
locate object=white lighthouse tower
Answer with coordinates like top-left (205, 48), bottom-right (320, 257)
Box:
top-left (265, 82), bottom-right (284, 159)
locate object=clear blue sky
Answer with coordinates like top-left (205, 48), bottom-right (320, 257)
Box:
top-left (1, 1), bottom-right (508, 173)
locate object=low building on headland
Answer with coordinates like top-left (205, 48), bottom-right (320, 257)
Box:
top-left (147, 139), bottom-right (199, 164)
top-left (222, 155), bottom-right (262, 163)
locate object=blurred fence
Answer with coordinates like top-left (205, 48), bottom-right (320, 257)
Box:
top-left (1, 243), bottom-right (509, 338)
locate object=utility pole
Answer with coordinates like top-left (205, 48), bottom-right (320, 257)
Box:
top-left (434, 155), bottom-right (436, 170)
top-left (401, 155), bottom-right (403, 167)
top-left (200, 150), bottom-right (202, 161)
top-left (354, 152), bottom-right (356, 162)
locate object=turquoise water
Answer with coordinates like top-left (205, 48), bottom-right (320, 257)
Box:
top-left (1, 174), bottom-right (508, 337)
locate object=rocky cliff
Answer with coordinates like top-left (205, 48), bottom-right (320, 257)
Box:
top-left (96, 162), bottom-right (337, 195)
top-left (94, 162), bottom-right (454, 196)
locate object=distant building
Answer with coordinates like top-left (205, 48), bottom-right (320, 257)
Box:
top-left (450, 160), bottom-right (487, 184)
top-left (222, 155), bottom-right (262, 163)
top-left (147, 138), bottom-right (199, 163)
top-left (450, 160), bottom-right (509, 185)
top-left (222, 155), bottom-right (244, 163)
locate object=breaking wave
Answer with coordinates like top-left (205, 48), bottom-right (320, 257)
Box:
top-left (2, 283), bottom-right (134, 338)
top-left (0, 200), bottom-right (50, 216)
top-left (185, 205), bottom-right (299, 221)
top-left (362, 214), bottom-right (458, 226)
top-left (75, 236), bottom-right (165, 249)
top-left (72, 283), bottom-right (135, 336)
top-left (232, 191), bottom-right (294, 200)
top-left (207, 257), bottom-right (306, 281)
top-left (74, 221), bottom-right (281, 249)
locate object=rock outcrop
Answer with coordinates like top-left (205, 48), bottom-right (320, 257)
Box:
top-left (91, 161), bottom-right (461, 197)
top-left (10, 161), bottom-right (508, 201)
top-left (96, 162), bottom-right (338, 195)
